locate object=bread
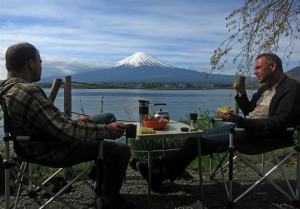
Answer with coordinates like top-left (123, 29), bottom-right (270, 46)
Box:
top-left (217, 106), bottom-right (234, 115)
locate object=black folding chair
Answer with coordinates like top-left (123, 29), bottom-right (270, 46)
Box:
top-left (1, 99), bottom-right (104, 209)
top-left (209, 118), bottom-right (300, 207)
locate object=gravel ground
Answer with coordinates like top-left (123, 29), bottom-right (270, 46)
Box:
top-left (1, 157), bottom-right (299, 209)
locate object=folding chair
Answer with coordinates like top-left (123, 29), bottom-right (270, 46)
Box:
top-left (209, 118), bottom-right (300, 207)
top-left (1, 99), bottom-right (104, 209)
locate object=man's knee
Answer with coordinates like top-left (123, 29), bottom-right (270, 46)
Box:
top-left (118, 142), bottom-right (131, 160)
top-left (91, 113), bottom-right (116, 124)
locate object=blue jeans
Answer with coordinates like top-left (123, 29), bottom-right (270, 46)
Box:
top-left (56, 113), bottom-right (131, 203)
top-left (160, 123), bottom-right (290, 181)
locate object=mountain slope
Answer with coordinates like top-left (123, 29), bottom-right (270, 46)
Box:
top-left (69, 65), bottom-right (234, 84)
top-left (116, 52), bottom-right (173, 68)
top-left (286, 66), bottom-right (300, 82)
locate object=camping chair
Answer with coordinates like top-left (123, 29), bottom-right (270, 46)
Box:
top-left (209, 117), bottom-right (300, 207)
top-left (1, 99), bottom-right (104, 209)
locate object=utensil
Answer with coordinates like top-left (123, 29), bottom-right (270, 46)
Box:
top-left (159, 115), bottom-right (164, 122)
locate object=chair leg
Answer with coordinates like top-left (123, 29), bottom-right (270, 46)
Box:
top-left (295, 126), bottom-right (300, 205)
top-left (209, 152), bottom-right (229, 180)
top-left (228, 147), bottom-right (234, 207)
top-left (95, 140), bottom-right (104, 209)
top-left (228, 129), bottom-right (235, 207)
top-left (4, 137), bottom-right (12, 209)
top-left (296, 149), bottom-right (300, 205)
top-left (5, 165), bottom-right (11, 209)
top-left (13, 163), bottom-right (29, 209)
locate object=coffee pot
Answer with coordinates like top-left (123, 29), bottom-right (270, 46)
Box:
top-left (153, 103), bottom-right (169, 121)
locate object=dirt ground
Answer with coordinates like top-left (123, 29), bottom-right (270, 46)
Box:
top-left (1, 157), bottom-right (300, 209)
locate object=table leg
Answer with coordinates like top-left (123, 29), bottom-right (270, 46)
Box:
top-left (197, 137), bottom-right (204, 209)
top-left (148, 140), bottom-right (152, 208)
top-left (163, 139), bottom-right (166, 157)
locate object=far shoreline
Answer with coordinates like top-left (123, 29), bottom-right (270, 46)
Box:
top-left (37, 82), bottom-right (259, 90)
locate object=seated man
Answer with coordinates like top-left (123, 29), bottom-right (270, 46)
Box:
top-left (131, 53), bottom-right (300, 191)
top-left (0, 42), bottom-right (134, 209)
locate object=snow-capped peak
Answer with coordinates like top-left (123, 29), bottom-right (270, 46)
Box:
top-left (116, 52), bottom-right (173, 68)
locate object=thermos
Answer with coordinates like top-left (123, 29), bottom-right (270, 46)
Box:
top-left (139, 100), bottom-right (149, 127)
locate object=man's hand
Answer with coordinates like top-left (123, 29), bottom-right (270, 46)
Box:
top-left (106, 122), bottom-right (126, 139)
top-left (74, 116), bottom-right (94, 123)
top-left (219, 111), bottom-right (240, 124)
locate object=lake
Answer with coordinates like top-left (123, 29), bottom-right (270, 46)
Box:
top-left (44, 88), bottom-right (255, 121)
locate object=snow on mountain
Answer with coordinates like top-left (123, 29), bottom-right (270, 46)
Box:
top-left (116, 52), bottom-right (173, 68)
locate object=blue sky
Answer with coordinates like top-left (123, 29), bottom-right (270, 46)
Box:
top-left (0, 0), bottom-right (299, 80)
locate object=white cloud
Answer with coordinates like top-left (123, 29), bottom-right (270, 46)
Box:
top-left (0, 0), bottom-right (299, 80)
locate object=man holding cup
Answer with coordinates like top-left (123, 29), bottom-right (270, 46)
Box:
top-left (131, 53), bottom-right (300, 191)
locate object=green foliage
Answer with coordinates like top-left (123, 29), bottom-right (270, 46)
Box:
top-left (128, 138), bottom-right (186, 160)
top-left (31, 163), bottom-right (91, 179)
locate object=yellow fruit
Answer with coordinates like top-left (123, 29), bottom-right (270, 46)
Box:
top-left (139, 127), bottom-right (155, 134)
top-left (220, 106), bottom-right (231, 111)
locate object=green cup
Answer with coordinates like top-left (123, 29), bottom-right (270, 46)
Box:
top-left (235, 75), bottom-right (246, 88)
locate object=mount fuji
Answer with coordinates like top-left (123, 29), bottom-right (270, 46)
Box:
top-left (116, 52), bottom-right (173, 68)
top-left (41, 52), bottom-right (235, 84)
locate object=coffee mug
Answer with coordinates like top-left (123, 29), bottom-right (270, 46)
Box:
top-left (125, 124), bottom-right (137, 138)
top-left (235, 75), bottom-right (246, 88)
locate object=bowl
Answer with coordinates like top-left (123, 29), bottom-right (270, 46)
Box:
top-left (143, 118), bottom-right (168, 130)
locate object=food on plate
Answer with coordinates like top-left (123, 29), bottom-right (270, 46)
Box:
top-left (217, 106), bottom-right (234, 115)
top-left (139, 127), bottom-right (155, 134)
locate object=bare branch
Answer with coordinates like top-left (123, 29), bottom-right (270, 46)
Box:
top-left (211, 0), bottom-right (300, 75)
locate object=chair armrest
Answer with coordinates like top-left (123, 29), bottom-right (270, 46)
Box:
top-left (234, 128), bottom-right (245, 132)
top-left (15, 136), bottom-right (31, 140)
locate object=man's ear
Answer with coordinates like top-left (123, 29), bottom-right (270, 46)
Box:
top-left (27, 59), bottom-right (35, 70)
top-left (270, 62), bottom-right (277, 72)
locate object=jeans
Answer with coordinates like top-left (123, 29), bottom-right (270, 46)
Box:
top-left (55, 113), bottom-right (130, 203)
top-left (160, 123), bottom-right (234, 181)
top-left (160, 122), bottom-right (290, 182)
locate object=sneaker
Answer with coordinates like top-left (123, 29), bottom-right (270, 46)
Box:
top-left (102, 194), bottom-right (134, 209)
top-left (136, 161), bottom-right (166, 191)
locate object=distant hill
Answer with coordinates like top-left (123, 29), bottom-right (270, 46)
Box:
top-left (65, 66), bottom-right (235, 84)
top-left (39, 52), bottom-right (300, 85)
top-left (40, 52), bottom-right (235, 84)
top-left (286, 66), bottom-right (300, 82)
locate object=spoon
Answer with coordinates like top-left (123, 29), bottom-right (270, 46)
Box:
top-left (159, 115), bottom-right (164, 122)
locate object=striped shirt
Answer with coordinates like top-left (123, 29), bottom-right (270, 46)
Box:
top-left (0, 78), bottom-right (111, 161)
